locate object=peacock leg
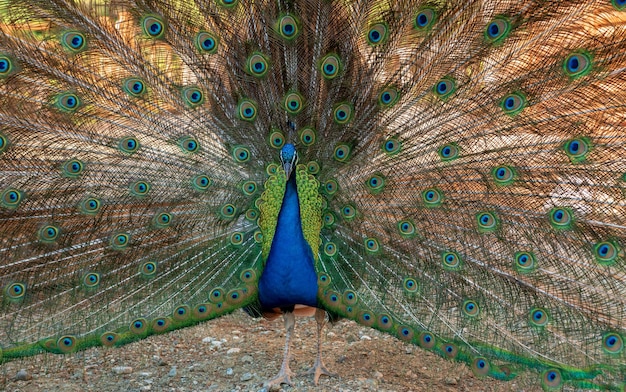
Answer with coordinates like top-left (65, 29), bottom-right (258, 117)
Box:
top-left (306, 308), bottom-right (337, 385)
top-left (263, 311), bottom-right (296, 387)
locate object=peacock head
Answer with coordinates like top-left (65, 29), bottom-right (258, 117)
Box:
top-left (280, 143), bottom-right (298, 179)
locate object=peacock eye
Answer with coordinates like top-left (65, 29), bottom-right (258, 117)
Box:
top-left (299, 127), bottom-right (316, 146)
top-left (232, 146), bottom-right (250, 162)
top-left (563, 52), bottom-right (592, 78)
top-left (414, 8), bottom-right (436, 30)
top-left (367, 23), bottom-right (388, 46)
top-left (278, 15), bottom-right (300, 40)
top-left (333, 144), bottom-right (351, 162)
top-left (484, 17), bottom-right (511, 44)
top-left (182, 87), bottom-right (204, 107)
top-left (433, 77), bottom-right (456, 99)
top-left (438, 143), bottom-right (459, 161)
top-left (247, 53), bottom-right (269, 77)
top-left (283, 92), bottom-right (304, 114)
top-left (333, 103), bottom-right (353, 124)
top-left (0, 56), bottom-right (16, 77)
top-left (119, 137), bottom-right (139, 153)
top-left (56, 93), bottom-right (81, 112)
top-left (196, 31), bottom-right (219, 53)
top-left (320, 54), bottom-right (341, 79)
top-left (378, 86), bottom-right (399, 107)
top-left (61, 31), bottom-right (87, 52)
top-left (237, 100), bottom-right (257, 121)
top-left (141, 15), bottom-right (166, 39)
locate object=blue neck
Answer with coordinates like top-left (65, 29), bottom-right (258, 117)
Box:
top-left (258, 174), bottom-right (319, 310)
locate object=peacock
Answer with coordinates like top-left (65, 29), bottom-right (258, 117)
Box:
top-left (1, 0), bottom-right (625, 390)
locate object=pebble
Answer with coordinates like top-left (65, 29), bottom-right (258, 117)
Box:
top-left (112, 366), bottom-right (133, 375)
top-left (168, 367), bottom-right (177, 377)
top-left (240, 372), bottom-right (253, 381)
top-left (360, 335), bottom-right (372, 340)
top-left (241, 355), bottom-right (254, 363)
top-left (226, 367), bottom-right (234, 376)
top-left (226, 347), bottom-right (241, 354)
top-left (15, 369), bottom-right (31, 381)
top-left (445, 377), bottom-right (458, 385)
top-left (152, 355), bottom-right (167, 366)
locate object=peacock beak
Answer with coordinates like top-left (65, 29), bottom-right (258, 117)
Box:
top-left (283, 161), bottom-right (294, 179)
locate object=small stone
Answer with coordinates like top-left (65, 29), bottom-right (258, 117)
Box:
top-left (226, 347), bottom-right (241, 354)
top-left (240, 372), bottom-right (253, 381)
top-left (112, 366), bottom-right (133, 375)
top-left (232, 330), bottom-right (241, 335)
top-left (241, 355), bottom-right (254, 363)
top-left (152, 355), bottom-right (167, 366)
top-left (373, 371), bottom-right (383, 380)
top-left (15, 369), bottom-right (31, 381)
top-left (226, 367), bottom-right (234, 376)
top-left (360, 335), bottom-right (372, 341)
top-left (327, 331), bottom-right (336, 338)
top-left (140, 386), bottom-right (152, 391)
top-left (138, 372), bottom-right (152, 377)
top-left (221, 358), bottom-right (236, 368)
top-left (211, 340), bottom-right (223, 348)
top-left (202, 337), bottom-right (214, 343)
top-left (168, 367), bottom-right (177, 377)
top-left (445, 377), bottom-right (458, 385)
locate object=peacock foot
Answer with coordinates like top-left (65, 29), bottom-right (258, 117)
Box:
top-left (306, 357), bottom-right (337, 385)
top-left (263, 367), bottom-right (295, 388)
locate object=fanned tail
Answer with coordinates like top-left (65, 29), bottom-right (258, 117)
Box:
top-left (1, 1), bottom-right (625, 390)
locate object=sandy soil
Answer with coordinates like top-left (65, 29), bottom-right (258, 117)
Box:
top-left (1, 311), bottom-right (540, 392)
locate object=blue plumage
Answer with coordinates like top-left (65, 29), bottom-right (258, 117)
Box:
top-left (258, 150), bottom-right (318, 310)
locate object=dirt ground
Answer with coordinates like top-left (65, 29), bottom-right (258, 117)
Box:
top-left (1, 310), bottom-right (540, 392)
